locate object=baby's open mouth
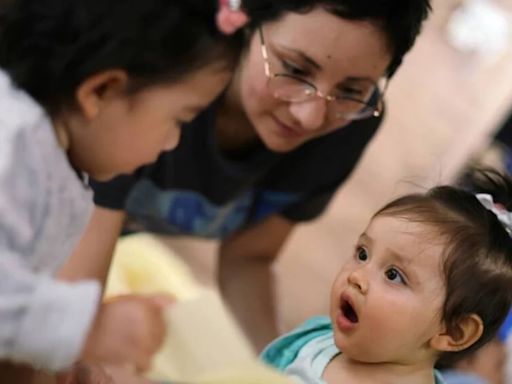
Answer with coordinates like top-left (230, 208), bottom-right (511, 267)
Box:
top-left (341, 300), bottom-right (359, 323)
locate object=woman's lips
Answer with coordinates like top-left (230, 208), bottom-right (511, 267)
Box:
top-left (271, 116), bottom-right (306, 138)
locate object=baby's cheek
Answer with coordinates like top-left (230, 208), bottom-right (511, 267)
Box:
top-left (330, 272), bottom-right (346, 293)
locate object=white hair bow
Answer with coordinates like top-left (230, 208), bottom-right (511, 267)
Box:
top-left (476, 193), bottom-right (512, 235)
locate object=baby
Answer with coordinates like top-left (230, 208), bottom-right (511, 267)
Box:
top-left (262, 170), bottom-right (512, 384)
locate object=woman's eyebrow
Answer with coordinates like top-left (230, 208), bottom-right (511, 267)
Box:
top-left (334, 77), bottom-right (378, 90)
top-left (277, 44), bottom-right (322, 71)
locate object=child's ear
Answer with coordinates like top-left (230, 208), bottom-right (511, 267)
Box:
top-left (430, 314), bottom-right (484, 353)
top-left (75, 70), bottom-right (128, 120)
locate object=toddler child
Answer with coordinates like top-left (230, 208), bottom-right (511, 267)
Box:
top-left (0, 0), bottom-right (246, 378)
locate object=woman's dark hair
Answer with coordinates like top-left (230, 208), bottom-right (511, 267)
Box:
top-left (375, 169), bottom-right (512, 367)
top-left (0, 0), bottom-right (244, 115)
top-left (242, 0), bottom-right (431, 77)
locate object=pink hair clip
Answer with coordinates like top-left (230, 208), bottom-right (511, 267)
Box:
top-left (216, 0), bottom-right (249, 35)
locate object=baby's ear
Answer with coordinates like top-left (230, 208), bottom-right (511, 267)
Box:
top-left (430, 314), bottom-right (484, 353)
top-left (75, 70), bottom-right (128, 120)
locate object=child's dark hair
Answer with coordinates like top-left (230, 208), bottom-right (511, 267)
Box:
top-left (242, 0), bottom-right (431, 77)
top-left (0, 0), bottom-right (244, 116)
top-left (375, 169), bottom-right (512, 367)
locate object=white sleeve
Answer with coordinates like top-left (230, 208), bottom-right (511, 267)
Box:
top-left (0, 82), bottom-right (101, 371)
top-left (0, 254), bottom-right (101, 371)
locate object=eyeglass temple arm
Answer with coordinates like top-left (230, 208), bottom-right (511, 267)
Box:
top-left (373, 78), bottom-right (390, 116)
top-left (258, 28), bottom-right (272, 77)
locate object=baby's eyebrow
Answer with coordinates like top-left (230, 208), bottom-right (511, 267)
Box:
top-left (388, 249), bottom-right (410, 265)
top-left (358, 232), bottom-right (372, 246)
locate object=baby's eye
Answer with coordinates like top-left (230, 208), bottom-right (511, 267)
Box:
top-left (356, 247), bottom-right (368, 262)
top-left (385, 267), bottom-right (405, 285)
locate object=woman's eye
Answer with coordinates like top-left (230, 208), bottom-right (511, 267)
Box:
top-left (340, 86), bottom-right (364, 98)
top-left (356, 247), bottom-right (368, 262)
top-left (282, 60), bottom-right (308, 77)
top-left (385, 268), bottom-right (405, 285)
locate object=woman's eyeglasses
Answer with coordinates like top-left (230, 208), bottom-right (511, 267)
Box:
top-left (258, 28), bottom-right (387, 121)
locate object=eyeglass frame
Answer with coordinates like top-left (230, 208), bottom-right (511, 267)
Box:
top-left (257, 27), bottom-right (388, 120)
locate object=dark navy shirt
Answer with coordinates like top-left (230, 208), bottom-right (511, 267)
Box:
top-left (92, 102), bottom-right (382, 238)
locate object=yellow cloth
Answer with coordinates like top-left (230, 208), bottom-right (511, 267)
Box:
top-left (105, 234), bottom-right (292, 384)
top-left (105, 234), bottom-right (203, 300)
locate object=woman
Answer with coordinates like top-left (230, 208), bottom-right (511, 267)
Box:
top-left (62, 0), bottom-right (432, 350)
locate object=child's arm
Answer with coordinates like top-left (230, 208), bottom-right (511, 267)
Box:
top-left (0, 105), bottom-right (102, 372)
top-left (0, 253), bottom-right (101, 371)
top-left (58, 206), bottom-right (126, 289)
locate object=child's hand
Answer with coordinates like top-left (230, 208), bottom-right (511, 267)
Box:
top-left (57, 362), bottom-right (114, 384)
top-left (81, 295), bottom-right (173, 372)
top-left (103, 364), bottom-right (158, 384)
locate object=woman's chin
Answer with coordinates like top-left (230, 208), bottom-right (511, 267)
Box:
top-left (259, 131), bottom-right (305, 153)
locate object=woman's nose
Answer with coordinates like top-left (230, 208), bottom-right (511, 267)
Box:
top-left (288, 98), bottom-right (327, 131)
